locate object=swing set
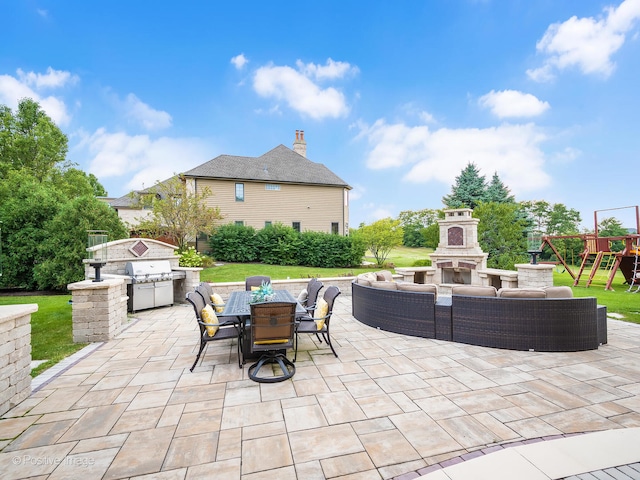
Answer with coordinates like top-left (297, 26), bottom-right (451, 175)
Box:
top-left (537, 206), bottom-right (640, 291)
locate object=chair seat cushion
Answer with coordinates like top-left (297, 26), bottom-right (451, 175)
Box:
top-left (201, 304), bottom-right (219, 336)
top-left (314, 298), bottom-right (329, 329)
top-left (255, 339), bottom-right (289, 345)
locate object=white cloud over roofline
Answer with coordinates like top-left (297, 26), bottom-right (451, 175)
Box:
top-left (527, 0), bottom-right (640, 81)
top-left (479, 90), bottom-right (550, 118)
top-left (360, 120), bottom-right (552, 195)
top-left (77, 128), bottom-right (210, 193)
top-left (252, 58), bottom-right (357, 119)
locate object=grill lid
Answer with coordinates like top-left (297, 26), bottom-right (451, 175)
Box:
top-left (125, 260), bottom-right (173, 283)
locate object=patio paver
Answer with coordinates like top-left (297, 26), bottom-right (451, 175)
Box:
top-left (1, 294), bottom-right (640, 479)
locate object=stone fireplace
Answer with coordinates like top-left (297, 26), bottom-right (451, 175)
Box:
top-left (429, 208), bottom-right (488, 286)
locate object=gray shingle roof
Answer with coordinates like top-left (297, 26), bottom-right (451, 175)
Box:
top-left (182, 145), bottom-right (351, 188)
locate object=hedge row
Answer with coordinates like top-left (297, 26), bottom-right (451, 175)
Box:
top-left (209, 223), bottom-right (365, 268)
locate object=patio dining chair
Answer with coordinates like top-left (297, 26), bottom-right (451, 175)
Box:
top-left (298, 278), bottom-right (324, 320)
top-left (186, 291), bottom-right (242, 371)
top-left (295, 286), bottom-right (341, 361)
top-left (196, 283), bottom-right (225, 313)
top-left (245, 276), bottom-right (271, 291)
top-left (248, 301), bottom-right (297, 383)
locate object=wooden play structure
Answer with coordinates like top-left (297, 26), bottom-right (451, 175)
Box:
top-left (538, 206), bottom-right (640, 291)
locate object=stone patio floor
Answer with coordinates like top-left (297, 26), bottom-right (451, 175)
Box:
top-left (1, 294), bottom-right (640, 479)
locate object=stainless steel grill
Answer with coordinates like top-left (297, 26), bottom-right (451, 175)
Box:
top-left (125, 260), bottom-right (174, 312)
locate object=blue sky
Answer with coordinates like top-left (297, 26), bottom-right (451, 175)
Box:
top-left (2, 1), bottom-right (640, 230)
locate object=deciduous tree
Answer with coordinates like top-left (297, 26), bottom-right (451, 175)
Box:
top-left (135, 176), bottom-right (223, 250)
top-left (355, 218), bottom-right (404, 266)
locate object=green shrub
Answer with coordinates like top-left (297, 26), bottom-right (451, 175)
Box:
top-left (412, 259), bottom-right (432, 267)
top-left (209, 223), bottom-right (258, 262)
top-left (256, 223), bottom-right (302, 265)
top-left (179, 246), bottom-right (204, 267)
top-left (299, 231), bottom-right (364, 267)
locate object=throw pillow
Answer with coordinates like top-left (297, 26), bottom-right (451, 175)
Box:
top-left (314, 297), bottom-right (329, 330)
top-left (201, 304), bottom-right (219, 336)
top-left (297, 288), bottom-right (308, 304)
top-left (376, 270), bottom-right (394, 282)
top-left (210, 293), bottom-right (225, 313)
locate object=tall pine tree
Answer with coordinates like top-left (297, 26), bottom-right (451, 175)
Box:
top-left (485, 172), bottom-right (515, 203)
top-left (442, 163), bottom-right (487, 209)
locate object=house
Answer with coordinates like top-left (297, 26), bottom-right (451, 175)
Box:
top-left (110, 131), bottom-right (352, 249)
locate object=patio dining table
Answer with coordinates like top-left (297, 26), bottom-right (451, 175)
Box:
top-left (218, 289), bottom-right (306, 361)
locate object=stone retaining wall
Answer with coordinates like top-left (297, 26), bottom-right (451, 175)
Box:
top-left (0, 304), bottom-right (36, 416)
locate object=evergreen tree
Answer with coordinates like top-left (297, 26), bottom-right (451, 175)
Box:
top-left (442, 163), bottom-right (487, 209)
top-left (485, 172), bottom-right (515, 203)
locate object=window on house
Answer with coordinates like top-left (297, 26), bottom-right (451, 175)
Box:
top-left (292, 222), bottom-right (301, 232)
top-left (265, 184), bottom-right (280, 191)
top-left (235, 221), bottom-right (244, 226)
top-left (265, 221), bottom-right (272, 228)
top-left (331, 222), bottom-right (339, 235)
top-left (235, 183), bottom-right (244, 202)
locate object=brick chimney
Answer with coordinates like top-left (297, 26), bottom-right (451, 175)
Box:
top-left (293, 129), bottom-right (307, 157)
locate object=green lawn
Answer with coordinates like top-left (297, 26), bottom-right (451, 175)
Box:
top-left (0, 294), bottom-right (86, 377)
top-left (201, 246), bottom-right (434, 283)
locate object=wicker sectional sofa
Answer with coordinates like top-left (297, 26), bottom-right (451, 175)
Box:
top-left (351, 273), bottom-right (607, 352)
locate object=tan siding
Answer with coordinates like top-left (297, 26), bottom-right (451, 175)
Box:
top-left (196, 179), bottom-right (348, 234)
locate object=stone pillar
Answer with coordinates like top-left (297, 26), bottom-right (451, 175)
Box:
top-left (173, 267), bottom-right (202, 303)
top-left (67, 278), bottom-right (128, 343)
top-left (515, 263), bottom-right (555, 288)
top-left (0, 304), bottom-right (37, 416)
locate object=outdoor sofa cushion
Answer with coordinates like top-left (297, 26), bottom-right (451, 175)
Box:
top-left (543, 286), bottom-right (574, 298)
top-left (397, 282), bottom-right (438, 300)
top-left (356, 272), bottom-right (378, 286)
top-left (497, 288), bottom-right (546, 298)
top-left (451, 285), bottom-right (497, 297)
top-left (370, 280), bottom-right (398, 290)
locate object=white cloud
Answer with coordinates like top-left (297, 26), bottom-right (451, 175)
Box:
top-left (360, 120), bottom-right (551, 195)
top-left (78, 128), bottom-right (210, 193)
top-left (17, 67), bottom-right (78, 89)
top-left (122, 93), bottom-right (172, 131)
top-left (252, 58), bottom-right (357, 119)
top-left (349, 183), bottom-right (365, 201)
top-left (479, 90), bottom-right (550, 118)
top-left (528, 0), bottom-right (640, 81)
top-left (552, 146), bottom-right (582, 164)
top-left (231, 54), bottom-right (249, 70)
top-left (0, 69), bottom-right (74, 125)
top-left (295, 58), bottom-right (359, 81)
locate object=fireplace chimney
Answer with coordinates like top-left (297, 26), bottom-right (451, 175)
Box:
top-left (293, 129), bottom-right (307, 157)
